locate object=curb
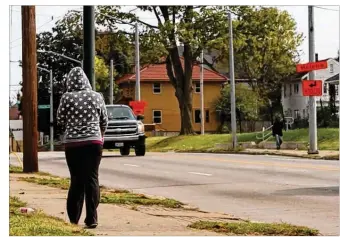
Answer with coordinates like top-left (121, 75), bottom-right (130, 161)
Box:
top-left (150, 150), bottom-right (339, 160)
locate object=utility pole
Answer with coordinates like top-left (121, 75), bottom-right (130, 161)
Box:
top-left (21, 6), bottom-right (38, 172)
top-left (109, 59), bottom-right (114, 104)
top-left (135, 22), bottom-right (141, 101)
top-left (200, 50), bottom-right (205, 135)
top-left (83, 6), bottom-right (95, 89)
top-left (49, 70), bottom-right (54, 151)
top-left (228, 12), bottom-right (237, 149)
top-left (308, 6), bottom-right (318, 154)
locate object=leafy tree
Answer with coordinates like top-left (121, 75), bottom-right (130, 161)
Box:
top-left (215, 83), bottom-right (265, 132)
top-left (97, 6), bottom-right (244, 134)
top-left (96, 6), bottom-right (302, 134)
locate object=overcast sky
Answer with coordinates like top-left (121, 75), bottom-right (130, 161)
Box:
top-left (9, 5), bottom-right (339, 98)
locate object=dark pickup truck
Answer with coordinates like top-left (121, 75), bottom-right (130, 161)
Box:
top-left (103, 104), bottom-right (146, 156)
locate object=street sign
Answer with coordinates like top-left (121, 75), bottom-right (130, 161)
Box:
top-left (129, 101), bottom-right (147, 115)
top-left (296, 61), bottom-right (328, 73)
top-left (302, 80), bottom-right (322, 96)
top-left (38, 104), bottom-right (50, 109)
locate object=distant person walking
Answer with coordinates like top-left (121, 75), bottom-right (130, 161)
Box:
top-left (272, 117), bottom-right (284, 150)
top-left (57, 67), bottom-right (108, 228)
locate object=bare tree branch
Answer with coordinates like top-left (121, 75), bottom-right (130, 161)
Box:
top-left (152, 6), bottom-right (163, 26)
top-left (136, 18), bottom-right (159, 29)
top-left (165, 55), bottom-right (177, 87)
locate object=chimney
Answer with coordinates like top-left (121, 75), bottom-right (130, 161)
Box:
top-left (315, 53), bottom-right (318, 62)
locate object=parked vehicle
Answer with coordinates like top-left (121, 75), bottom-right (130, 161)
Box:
top-left (103, 104), bottom-right (146, 156)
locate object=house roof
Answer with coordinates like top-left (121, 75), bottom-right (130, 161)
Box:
top-left (116, 58), bottom-right (228, 84)
top-left (325, 74), bottom-right (339, 84)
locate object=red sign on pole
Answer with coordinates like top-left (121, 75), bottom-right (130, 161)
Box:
top-left (302, 80), bottom-right (322, 96)
top-left (129, 101), bottom-right (147, 115)
top-left (296, 61), bottom-right (328, 73)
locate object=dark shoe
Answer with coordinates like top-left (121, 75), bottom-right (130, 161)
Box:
top-left (85, 223), bottom-right (98, 229)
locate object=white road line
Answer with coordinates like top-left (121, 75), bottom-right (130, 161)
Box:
top-left (124, 164), bottom-right (139, 167)
top-left (188, 172), bottom-right (212, 176)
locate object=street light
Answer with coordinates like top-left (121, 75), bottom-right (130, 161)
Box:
top-left (37, 66), bottom-right (54, 152)
top-left (37, 50), bottom-right (83, 68)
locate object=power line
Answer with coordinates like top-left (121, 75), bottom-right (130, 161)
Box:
top-left (11, 9), bottom-right (55, 17)
top-left (10, 14), bottom-right (64, 45)
top-left (314, 6), bottom-right (339, 12)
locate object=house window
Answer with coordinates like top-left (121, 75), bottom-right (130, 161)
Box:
top-left (303, 109), bottom-right (306, 118)
top-left (153, 83), bottom-right (161, 94)
top-left (330, 64), bottom-right (334, 73)
top-left (323, 83), bottom-right (328, 94)
top-left (153, 110), bottom-right (162, 124)
top-left (294, 110), bottom-right (300, 119)
top-left (289, 84), bottom-right (292, 96)
top-left (195, 82), bottom-right (201, 93)
top-left (294, 83), bottom-right (299, 94)
top-left (194, 109), bottom-right (209, 123)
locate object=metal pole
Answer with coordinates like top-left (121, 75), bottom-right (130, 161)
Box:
top-left (49, 70), bottom-right (54, 151)
top-left (228, 12), bottom-right (237, 149)
top-left (135, 22), bottom-right (141, 101)
top-left (22, 6), bottom-right (38, 172)
top-left (308, 6), bottom-right (318, 154)
top-left (83, 6), bottom-right (95, 89)
top-left (109, 59), bottom-right (114, 104)
top-left (200, 50), bottom-right (205, 135)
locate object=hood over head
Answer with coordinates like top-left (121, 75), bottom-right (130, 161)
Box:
top-left (66, 67), bottom-right (92, 92)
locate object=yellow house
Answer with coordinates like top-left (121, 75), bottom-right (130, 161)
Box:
top-left (116, 60), bottom-right (227, 134)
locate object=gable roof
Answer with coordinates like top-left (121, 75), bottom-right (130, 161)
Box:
top-left (325, 74), bottom-right (339, 84)
top-left (116, 58), bottom-right (228, 84)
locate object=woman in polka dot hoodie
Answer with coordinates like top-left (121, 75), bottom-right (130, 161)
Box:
top-left (57, 66), bottom-right (108, 229)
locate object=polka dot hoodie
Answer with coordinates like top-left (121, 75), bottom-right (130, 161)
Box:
top-left (57, 67), bottom-right (108, 144)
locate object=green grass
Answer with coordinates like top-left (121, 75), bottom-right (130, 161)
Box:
top-left (188, 221), bottom-right (319, 236)
top-left (9, 165), bottom-right (55, 176)
top-left (266, 128), bottom-right (339, 150)
top-left (147, 128), bottom-right (339, 152)
top-left (9, 196), bottom-right (93, 236)
top-left (18, 176), bottom-right (183, 208)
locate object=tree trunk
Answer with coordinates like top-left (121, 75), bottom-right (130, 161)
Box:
top-left (175, 83), bottom-right (195, 135)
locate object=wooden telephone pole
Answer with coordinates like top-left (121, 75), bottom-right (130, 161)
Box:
top-left (21, 6), bottom-right (38, 172)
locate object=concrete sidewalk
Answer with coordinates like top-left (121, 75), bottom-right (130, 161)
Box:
top-left (10, 174), bottom-right (240, 236)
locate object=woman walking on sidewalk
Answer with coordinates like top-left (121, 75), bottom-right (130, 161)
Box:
top-left (57, 67), bottom-right (108, 228)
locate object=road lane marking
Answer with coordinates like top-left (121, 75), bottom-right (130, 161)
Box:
top-left (124, 164), bottom-right (139, 167)
top-left (162, 154), bottom-right (340, 172)
top-left (188, 172), bottom-right (212, 176)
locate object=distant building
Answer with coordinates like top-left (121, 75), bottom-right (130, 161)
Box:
top-left (281, 58), bottom-right (339, 119)
top-left (116, 58), bottom-right (227, 134)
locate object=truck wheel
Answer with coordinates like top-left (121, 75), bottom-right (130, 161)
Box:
top-left (135, 145), bottom-right (146, 156)
top-left (120, 146), bottom-right (130, 156)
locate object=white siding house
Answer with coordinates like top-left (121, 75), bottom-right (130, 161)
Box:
top-left (282, 58), bottom-right (340, 119)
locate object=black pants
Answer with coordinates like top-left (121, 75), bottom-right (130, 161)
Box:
top-left (65, 143), bottom-right (102, 225)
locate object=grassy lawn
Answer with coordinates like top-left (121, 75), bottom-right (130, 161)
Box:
top-left (11, 166), bottom-right (183, 208)
top-left (9, 196), bottom-right (92, 236)
top-left (147, 128), bottom-right (339, 152)
top-left (189, 221), bottom-right (319, 236)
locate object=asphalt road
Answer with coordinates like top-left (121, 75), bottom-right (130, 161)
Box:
top-left (11, 152), bottom-right (339, 235)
